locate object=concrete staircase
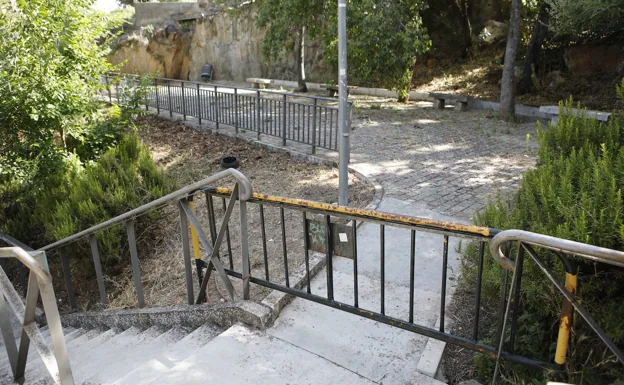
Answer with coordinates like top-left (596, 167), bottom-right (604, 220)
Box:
top-left (0, 319), bottom-right (386, 385)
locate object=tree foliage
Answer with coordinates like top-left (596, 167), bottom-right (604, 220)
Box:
top-left (0, 0), bottom-right (126, 183)
top-left (547, 0), bottom-right (624, 38)
top-left (324, 0), bottom-right (430, 101)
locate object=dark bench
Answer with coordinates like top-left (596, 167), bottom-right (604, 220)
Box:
top-left (322, 84), bottom-right (357, 97)
top-left (430, 93), bottom-right (470, 112)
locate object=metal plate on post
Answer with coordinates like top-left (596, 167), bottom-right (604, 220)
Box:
top-left (306, 218), bottom-right (354, 259)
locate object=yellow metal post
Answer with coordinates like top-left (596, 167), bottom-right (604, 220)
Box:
top-left (554, 272), bottom-right (577, 365)
top-left (188, 200), bottom-right (202, 261)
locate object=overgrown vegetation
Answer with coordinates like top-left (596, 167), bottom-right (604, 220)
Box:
top-left (0, 0), bottom-right (171, 267)
top-left (462, 89), bottom-right (624, 383)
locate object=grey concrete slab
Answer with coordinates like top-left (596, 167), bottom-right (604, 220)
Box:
top-left (150, 323), bottom-right (376, 385)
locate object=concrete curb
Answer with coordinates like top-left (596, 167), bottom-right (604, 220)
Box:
top-left (61, 301), bottom-right (273, 331)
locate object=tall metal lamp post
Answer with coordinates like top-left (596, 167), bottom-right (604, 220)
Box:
top-left (337, 0), bottom-right (350, 206)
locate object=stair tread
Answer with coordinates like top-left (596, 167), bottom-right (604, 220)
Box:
top-left (113, 324), bottom-right (223, 385)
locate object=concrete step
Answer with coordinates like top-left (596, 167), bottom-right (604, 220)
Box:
top-left (113, 324), bottom-right (223, 385)
top-left (85, 327), bottom-right (186, 384)
top-left (148, 323), bottom-right (377, 385)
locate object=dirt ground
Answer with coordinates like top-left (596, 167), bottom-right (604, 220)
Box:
top-left (104, 115), bottom-right (374, 309)
top-left (411, 45), bottom-right (623, 111)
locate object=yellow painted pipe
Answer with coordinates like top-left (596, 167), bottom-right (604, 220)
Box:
top-left (208, 187), bottom-right (493, 237)
top-left (188, 200), bottom-right (202, 261)
top-left (554, 272), bottom-right (577, 365)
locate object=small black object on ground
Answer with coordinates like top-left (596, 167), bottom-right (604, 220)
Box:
top-left (221, 155), bottom-right (239, 169)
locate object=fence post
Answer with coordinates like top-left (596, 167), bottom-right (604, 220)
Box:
top-left (234, 88), bottom-right (239, 134)
top-left (196, 83), bottom-right (202, 125)
top-left (281, 94), bottom-right (287, 146)
top-left (126, 219), bottom-right (145, 308)
top-left (214, 85), bottom-right (220, 130)
top-left (239, 192), bottom-right (250, 300)
top-left (155, 79), bottom-right (160, 114)
top-left (167, 80), bottom-right (173, 118)
top-left (179, 200), bottom-right (195, 305)
top-left (88, 234), bottom-right (109, 305)
top-left (105, 76), bottom-right (112, 103)
top-left (311, 98), bottom-right (317, 154)
top-left (59, 249), bottom-right (77, 310)
top-left (181, 81), bottom-right (186, 121)
top-left (256, 90), bottom-right (261, 140)
top-left (144, 77), bottom-right (149, 111)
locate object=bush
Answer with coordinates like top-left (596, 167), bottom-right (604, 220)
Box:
top-left (464, 101), bottom-right (624, 384)
top-left (47, 133), bottom-right (170, 267)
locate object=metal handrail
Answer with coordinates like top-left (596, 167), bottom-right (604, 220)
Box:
top-left (0, 247), bottom-right (74, 384)
top-left (490, 229), bottom-right (624, 270)
top-left (40, 168), bottom-right (252, 252)
top-left (0, 247), bottom-right (50, 285)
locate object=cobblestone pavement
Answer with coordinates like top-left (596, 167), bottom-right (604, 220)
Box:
top-left (321, 98), bottom-right (539, 222)
top-left (146, 89), bottom-right (539, 222)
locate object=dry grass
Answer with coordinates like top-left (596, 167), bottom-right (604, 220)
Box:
top-left (98, 115), bottom-right (374, 309)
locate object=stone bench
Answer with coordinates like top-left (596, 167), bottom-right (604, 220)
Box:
top-left (321, 84), bottom-right (357, 97)
top-left (246, 78), bottom-right (272, 89)
top-left (539, 106), bottom-right (611, 125)
top-left (430, 93), bottom-right (470, 112)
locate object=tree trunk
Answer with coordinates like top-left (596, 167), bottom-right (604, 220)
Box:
top-left (517, 2), bottom-right (550, 95)
top-left (499, 0), bottom-right (521, 121)
top-left (296, 26), bottom-right (308, 93)
top-left (457, 0), bottom-right (472, 58)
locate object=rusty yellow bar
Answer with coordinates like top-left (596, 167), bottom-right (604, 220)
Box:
top-left (188, 200), bottom-right (202, 260)
top-left (554, 272), bottom-right (577, 364)
top-left (209, 187), bottom-right (493, 237)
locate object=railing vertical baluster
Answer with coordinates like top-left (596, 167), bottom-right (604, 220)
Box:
top-left (15, 268), bottom-right (41, 380)
top-left (260, 204), bottom-right (269, 281)
top-left (302, 212), bottom-right (311, 294)
top-left (352, 220), bottom-right (358, 307)
top-left (323, 107), bottom-right (328, 148)
top-left (509, 244), bottom-right (525, 353)
top-left (197, 83), bottom-right (202, 125)
top-left (214, 85), bottom-right (219, 130)
top-left (88, 234), bottom-right (109, 305)
top-left (60, 249), bottom-right (78, 310)
top-left (473, 241), bottom-right (485, 341)
top-left (106, 76), bottom-right (112, 103)
top-left (440, 235), bottom-right (449, 333)
top-left (126, 219), bottom-right (145, 308)
top-left (256, 91), bottom-right (261, 140)
top-left (234, 88), bottom-right (239, 134)
top-left (281, 94), bottom-right (287, 146)
top-left (155, 79), bottom-right (160, 115)
top-left (325, 214), bottom-right (334, 301)
top-left (409, 229), bottom-right (416, 323)
top-left (495, 242), bottom-right (511, 348)
top-left (240, 195), bottom-right (250, 300)
top-left (167, 81), bottom-right (173, 118)
top-left (181, 82), bottom-right (186, 120)
top-left (334, 109), bottom-right (338, 150)
top-left (179, 200), bottom-right (194, 305)
top-left (205, 192), bottom-right (218, 244)
top-left (145, 80), bottom-right (149, 111)
top-left (280, 207), bottom-right (289, 287)
top-left (329, 108), bottom-right (334, 150)
top-left (222, 197), bottom-right (234, 269)
top-left (380, 224), bottom-right (385, 315)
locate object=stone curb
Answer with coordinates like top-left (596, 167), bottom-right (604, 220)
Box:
top-left (61, 301), bottom-right (273, 331)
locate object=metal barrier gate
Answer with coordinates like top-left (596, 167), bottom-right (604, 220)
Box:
top-left (3, 173), bottom-right (624, 382)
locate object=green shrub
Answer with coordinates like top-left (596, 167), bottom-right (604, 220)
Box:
top-left (465, 101), bottom-right (624, 384)
top-left (46, 133), bottom-right (170, 266)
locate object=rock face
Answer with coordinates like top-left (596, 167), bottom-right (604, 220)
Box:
top-left (479, 20), bottom-right (508, 44)
top-left (108, 5), bottom-right (331, 82)
top-left (564, 45), bottom-right (624, 74)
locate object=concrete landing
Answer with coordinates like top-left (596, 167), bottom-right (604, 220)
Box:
top-left (268, 197), bottom-right (460, 384)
